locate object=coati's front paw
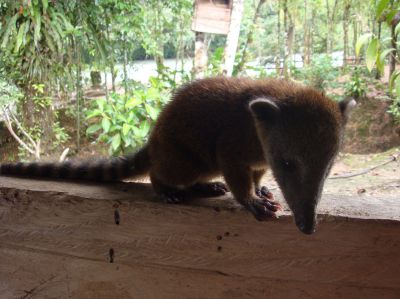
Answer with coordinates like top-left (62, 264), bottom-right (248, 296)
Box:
top-left (255, 186), bottom-right (274, 200)
top-left (246, 198), bottom-right (279, 221)
top-left (159, 191), bottom-right (185, 204)
top-left (190, 182), bottom-right (229, 197)
top-left (255, 186), bottom-right (282, 210)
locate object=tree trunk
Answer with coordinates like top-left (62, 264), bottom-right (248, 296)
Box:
top-left (325, 0), bottom-right (331, 53)
top-left (154, 1), bottom-right (165, 75)
top-left (104, 71), bottom-right (109, 102)
top-left (122, 33), bottom-right (129, 96)
top-left (234, 0), bottom-right (266, 75)
top-left (303, 0), bottom-right (311, 66)
top-left (193, 32), bottom-right (208, 79)
top-left (21, 86), bottom-right (54, 156)
top-left (276, 1), bottom-right (282, 75)
top-left (311, 6), bottom-right (316, 57)
top-left (223, 0), bottom-right (245, 76)
top-left (76, 63), bottom-right (82, 152)
top-left (175, 12), bottom-right (185, 82)
top-left (389, 22), bottom-right (398, 78)
top-left (283, 0), bottom-right (294, 78)
top-left (325, 0), bottom-right (338, 54)
top-left (110, 66), bottom-right (116, 92)
top-left (353, 18), bottom-right (358, 62)
top-left (74, 35), bottom-right (83, 152)
top-left (343, 1), bottom-right (350, 67)
top-left (375, 21), bottom-right (382, 79)
top-left (90, 71), bottom-right (102, 88)
top-left (105, 9), bottom-right (116, 92)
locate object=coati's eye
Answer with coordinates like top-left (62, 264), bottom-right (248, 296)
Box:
top-left (280, 159), bottom-right (297, 172)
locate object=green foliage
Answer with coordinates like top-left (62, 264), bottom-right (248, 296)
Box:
top-left (356, 34), bottom-right (396, 75)
top-left (345, 67), bottom-right (367, 99)
top-left (31, 83), bottom-right (52, 109)
top-left (52, 120), bottom-right (70, 149)
top-left (0, 77), bottom-right (22, 108)
top-left (51, 110), bottom-right (70, 149)
top-left (376, 0), bottom-right (391, 20)
top-left (357, 0), bottom-right (400, 122)
top-left (388, 97), bottom-right (400, 123)
top-left (1, 0), bottom-right (399, 158)
top-left (388, 70), bottom-right (400, 122)
top-left (154, 65), bottom-right (192, 90)
top-left (293, 55), bottom-right (339, 91)
top-left (207, 47), bottom-right (225, 76)
top-left (86, 81), bottom-right (169, 155)
top-left (0, 1), bottom-right (75, 85)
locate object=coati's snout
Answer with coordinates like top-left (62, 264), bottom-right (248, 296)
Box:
top-left (294, 205), bottom-right (316, 235)
top-left (249, 92), bottom-right (356, 234)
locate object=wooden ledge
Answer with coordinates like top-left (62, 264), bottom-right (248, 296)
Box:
top-left (0, 176), bottom-right (399, 298)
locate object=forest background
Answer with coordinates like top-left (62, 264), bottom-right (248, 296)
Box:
top-left (0, 0), bottom-right (399, 161)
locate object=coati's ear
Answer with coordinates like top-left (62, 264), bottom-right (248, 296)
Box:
top-left (339, 99), bottom-right (357, 120)
top-left (249, 97), bottom-right (280, 124)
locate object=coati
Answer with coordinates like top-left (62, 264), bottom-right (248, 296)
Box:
top-left (0, 77), bottom-right (355, 234)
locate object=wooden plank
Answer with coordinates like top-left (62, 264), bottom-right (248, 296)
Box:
top-left (0, 177), bottom-right (399, 298)
top-left (192, 2), bottom-right (232, 34)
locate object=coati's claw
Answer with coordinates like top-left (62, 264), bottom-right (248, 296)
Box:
top-left (191, 182), bottom-right (229, 197)
top-left (255, 186), bottom-right (282, 211)
top-left (255, 186), bottom-right (274, 200)
top-left (246, 198), bottom-right (278, 221)
top-left (160, 193), bottom-right (185, 204)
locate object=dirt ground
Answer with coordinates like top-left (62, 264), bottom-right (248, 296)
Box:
top-left (0, 148), bottom-right (399, 298)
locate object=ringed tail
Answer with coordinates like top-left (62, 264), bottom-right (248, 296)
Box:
top-left (0, 146), bottom-right (150, 182)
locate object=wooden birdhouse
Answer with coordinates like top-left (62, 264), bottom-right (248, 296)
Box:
top-left (192, 0), bottom-right (233, 35)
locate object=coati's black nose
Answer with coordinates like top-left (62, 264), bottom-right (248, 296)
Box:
top-left (294, 204), bottom-right (317, 234)
top-left (297, 222), bottom-right (316, 235)
top-left (295, 215), bottom-right (316, 235)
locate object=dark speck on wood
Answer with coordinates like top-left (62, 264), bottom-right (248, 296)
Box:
top-left (114, 209), bottom-right (120, 225)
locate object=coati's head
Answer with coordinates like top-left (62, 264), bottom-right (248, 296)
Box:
top-left (249, 89), bottom-right (356, 234)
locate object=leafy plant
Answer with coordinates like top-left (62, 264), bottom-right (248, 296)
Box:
top-left (356, 0), bottom-right (400, 122)
top-left (52, 111), bottom-right (70, 149)
top-left (86, 82), bottom-right (168, 155)
top-left (293, 54), bottom-right (339, 91)
top-left (207, 47), bottom-right (225, 76)
top-left (31, 83), bottom-right (52, 110)
top-left (388, 97), bottom-right (400, 123)
top-left (0, 75), bottom-right (22, 108)
top-left (0, 0), bottom-right (77, 154)
top-left (0, 1), bottom-right (75, 84)
top-left (345, 67), bottom-right (367, 99)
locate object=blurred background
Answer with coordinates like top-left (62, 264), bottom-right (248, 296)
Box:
top-left (0, 0), bottom-right (399, 165)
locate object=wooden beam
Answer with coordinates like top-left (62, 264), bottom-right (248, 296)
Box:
top-left (0, 177), bottom-right (399, 298)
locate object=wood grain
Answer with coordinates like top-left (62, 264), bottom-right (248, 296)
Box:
top-left (0, 177), bottom-right (399, 298)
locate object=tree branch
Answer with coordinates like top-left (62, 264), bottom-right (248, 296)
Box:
top-left (329, 154), bottom-right (399, 179)
top-left (2, 109), bottom-right (36, 157)
top-left (6, 106), bottom-right (38, 150)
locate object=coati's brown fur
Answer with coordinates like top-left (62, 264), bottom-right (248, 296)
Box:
top-left (0, 77), bottom-right (355, 234)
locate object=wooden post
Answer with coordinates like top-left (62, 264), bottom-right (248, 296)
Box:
top-left (223, 0), bottom-right (244, 76)
top-left (193, 32), bottom-right (208, 79)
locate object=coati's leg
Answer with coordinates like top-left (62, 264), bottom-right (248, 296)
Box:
top-left (149, 154), bottom-right (207, 203)
top-left (220, 163), bottom-right (278, 220)
top-left (149, 140), bottom-right (212, 202)
top-left (189, 181), bottom-right (228, 197)
top-left (151, 177), bottom-right (227, 201)
top-left (253, 169), bottom-right (266, 190)
top-left (253, 169), bottom-right (281, 210)
top-left (150, 172), bottom-right (186, 203)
